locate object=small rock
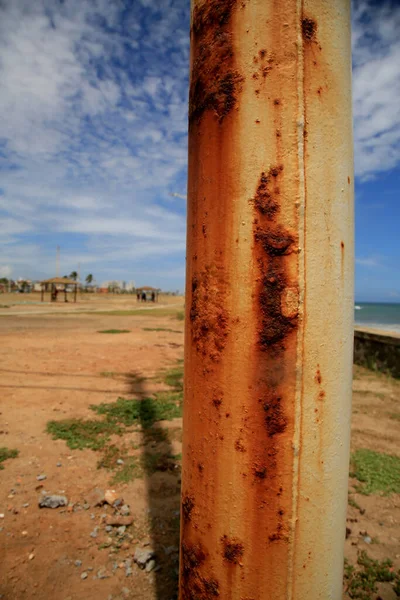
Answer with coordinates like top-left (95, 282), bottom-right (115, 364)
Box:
top-left (86, 488), bottom-right (106, 507)
top-left (36, 475), bottom-right (46, 481)
top-left (90, 527), bottom-right (99, 539)
top-left (146, 560), bottom-right (156, 573)
top-left (120, 505), bottom-right (130, 517)
top-left (75, 560), bottom-right (82, 567)
top-left (29, 553), bottom-right (35, 561)
top-left (83, 503), bottom-right (90, 511)
top-left (0, 514), bottom-right (4, 519)
top-left (117, 526), bottom-right (126, 536)
top-left (87, 567), bottom-right (94, 572)
top-left (105, 516), bottom-right (134, 527)
top-left (122, 588), bottom-right (130, 597)
top-left (364, 536), bottom-right (372, 544)
top-left (105, 525), bottom-right (113, 533)
top-left (97, 568), bottom-right (110, 580)
top-left (23, 503), bottom-right (29, 508)
top-left (125, 559), bottom-right (133, 577)
top-left (117, 459), bottom-right (124, 465)
top-left (113, 498), bottom-right (123, 508)
top-left (22, 531), bottom-right (28, 536)
top-left (39, 495), bottom-right (68, 509)
top-left (56, 463), bottom-right (62, 467)
top-left (81, 572), bottom-right (88, 580)
top-left (105, 489), bottom-right (121, 506)
top-left (134, 547), bottom-right (155, 569)
top-left (346, 527), bottom-right (352, 539)
top-left (90, 513), bottom-right (95, 520)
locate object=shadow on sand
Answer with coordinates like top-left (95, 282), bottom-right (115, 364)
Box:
top-left (125, 371), bottom-right (181, 600)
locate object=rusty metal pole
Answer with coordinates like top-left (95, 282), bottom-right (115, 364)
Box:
top-left (180, 0), bottom-right (354, 598)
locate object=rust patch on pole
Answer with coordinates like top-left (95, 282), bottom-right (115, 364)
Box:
top-left (189, 0), bottom-right (244, 125)
top-left (181, 0), bottom-right (353, 598)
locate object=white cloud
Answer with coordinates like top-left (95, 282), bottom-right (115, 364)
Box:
top-left (0, 0), bottom-right (398, 290)
top-left (352, 1), bottom-right (400, 179)
top-left (356, 256), bottom-right (380, 268)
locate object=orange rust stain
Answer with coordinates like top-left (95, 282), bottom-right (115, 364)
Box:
top-left (212, 395), bottom-right (223, 409)
top-left (221, 536), bottom-right (244, 564)
top-left (261, 65), bottom-right (273, 78)
top-left (341, 241), bottom-right (345, 279)
top-left (189, 0), bottom-right (243, 125)
top-left (263, 395), bottom-right (288, 437)
top-left (181, 541), bottom-right (220, 600)
top-left (348, 176), bottom-right (351, 185)
top-left (259, 49), bottom-right (267, 58)
top-left (182, 495), bottom-right (195, 523)
top-left (235, 439), bottom-right (246, 452)
top-left (315, 368), bottom-right (322, 385)
top-left (190, 266), bottom-right (229, 362)
top-left (253, 463), bottom-right (268, 479)
top-left (302, 17), bottom-right (317, 42)
top-left (273, 99), bottom-right (281, 106)
top-left (252, 167), bottom-right (282, 219)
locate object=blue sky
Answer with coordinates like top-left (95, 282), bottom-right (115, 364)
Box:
top-left (0, 0), bottom-right (399, 299)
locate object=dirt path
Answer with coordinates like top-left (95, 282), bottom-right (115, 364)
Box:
top-left (0, 313), bottom-right (184, 600)
top-left (0, 311), bottom-right (399, 599)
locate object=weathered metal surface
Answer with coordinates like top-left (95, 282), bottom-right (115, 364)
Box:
top-left (181, 0), bottom-right (353, 598)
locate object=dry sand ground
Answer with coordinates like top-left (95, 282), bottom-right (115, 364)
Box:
top-left (0, 297), bottom-right (399, 600)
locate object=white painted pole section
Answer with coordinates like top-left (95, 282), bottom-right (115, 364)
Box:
top-left (181, 1), bottom-right (354, 598)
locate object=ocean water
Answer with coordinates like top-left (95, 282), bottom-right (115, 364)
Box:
top-left (354, 303), bottom-right (400, 334)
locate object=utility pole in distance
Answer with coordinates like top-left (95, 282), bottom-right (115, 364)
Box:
top-left (180, 1), bottom-right (354, 599)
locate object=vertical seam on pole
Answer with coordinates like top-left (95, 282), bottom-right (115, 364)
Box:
top-left (287, 1), bottom-right (307, 598)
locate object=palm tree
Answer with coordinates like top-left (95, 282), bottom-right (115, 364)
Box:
top-left (85, 274), bottom-right (93, 285)
top-left (69, 271), bottom-right (78, 281)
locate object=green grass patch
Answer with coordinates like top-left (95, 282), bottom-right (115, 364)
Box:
top-left (92, 395), bottom-right (182, 428)
top-left (0, 447), bottom-right (19, 470)
top-left (96, 444), bottom-right (124, 470)
top-left (112, 457), bottom-right (141, 484)
top-left (389, 412), bottom-right (400, 421)
top-left (163, 365), bottom-right (183, 391)
top-left (46, 418), bottom-right (121, 450)
top-left (344, 551), bottom-right (399, 599)
top-left (176, 311), bottom-right (184, 321)
top-left (143, 327), bottom-right (182, 333)
top-left (47, 359), bottom-right (184, 484)
top-left (98, 329), bottom-right (130, 334)
top-left (351, 449), bottom-right (400, 495)
top-left (100, 371), bottom-right (115, 378)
